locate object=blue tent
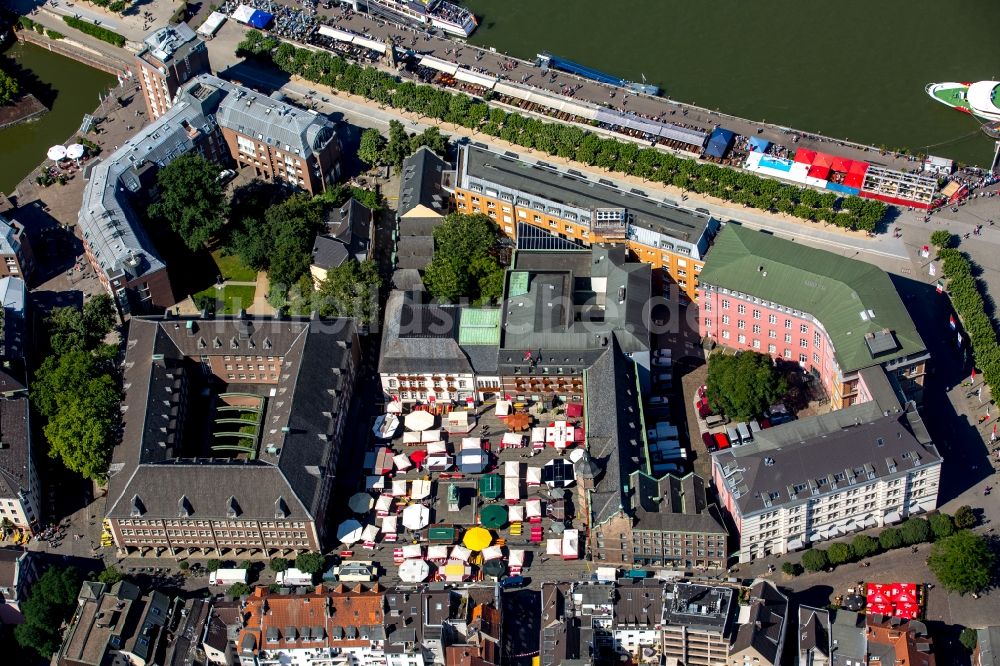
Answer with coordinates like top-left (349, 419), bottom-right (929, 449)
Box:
top-left (749, 136), bottom-right (772, 153)
top-left (248, 10), bottom-right (273, 29)
top-left (704, 127), bottom-right (735, 159)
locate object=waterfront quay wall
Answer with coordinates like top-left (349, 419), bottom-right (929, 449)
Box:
top-left (14, 28), bottom-right (130, 78)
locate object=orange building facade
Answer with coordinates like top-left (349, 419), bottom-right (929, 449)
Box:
top-left (447, 144), bottom-right (719, 302)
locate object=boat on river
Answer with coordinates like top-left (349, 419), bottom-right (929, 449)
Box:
top-left (364, 0), bottom-right (477, 37)
top-left (926, 81), bottom-right (1000, 122)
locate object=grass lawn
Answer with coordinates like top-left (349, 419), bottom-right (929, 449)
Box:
top-left (194, 284), bottom-right (257, 315)
top-left (211, 249), bottom-right (258, 282)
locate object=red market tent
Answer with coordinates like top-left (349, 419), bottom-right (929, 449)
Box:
top-left (566, 403), bottom-right (583, 418)
top-left (794, 149), bottom-right (817, 164)
top-left (410, 450), bottom-right (428, 468)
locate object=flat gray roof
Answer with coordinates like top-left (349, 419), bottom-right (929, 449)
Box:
top-left (460, 144), bottom-right (712, 244)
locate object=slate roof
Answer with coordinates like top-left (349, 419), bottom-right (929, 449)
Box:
top-left (106, 316), bottom-right (356, 523)
top-left (396, 235), bottom-right (435, 270)
top-left (584, 339), bottom-right (645, 527)
top-left (0, 397), bottom-right (31, 502)
top-left (311, 198), bottom-right (373, 270)
top-left (699, 224), bottom-right (926, 373)
top-left (730, 581), bottom-right (788, 664)
top-left (629, 471), bottom-right (728, 536)
top-left (379, 291), bottom-right (499, 376)
top-left (500, 245), bottom-right (650, 363)
top-left (714, 407), bottom-right (941, 517)
top-left (399, 147), bottom-right (450, 218)
top-left (216, 86), bottom-right (337, 161)
top-left (798, 606), bottom-right (830, 661)
top-left (613, 580), bottom-right (665, 627)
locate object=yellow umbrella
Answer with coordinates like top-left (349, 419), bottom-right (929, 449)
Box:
top-left (462, 526), bottom-right (493, 551)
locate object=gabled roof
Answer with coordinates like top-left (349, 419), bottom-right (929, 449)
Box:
top-left (311, 199), bottom-right (373, 270)
top-left (398, 147), bottom-right (450, 218)
top-left (730, 581), bottom-right (788, 664)
top-left (699, 224), bottom-right (926, 373)
top-left (0, 397), bottom-right (31, 501)
top-left (629, 471), bottom-right (728, 536)
top-left (106, 316), bottom-right (356, 523)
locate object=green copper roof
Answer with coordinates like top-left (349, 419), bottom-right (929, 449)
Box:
top-left (458, 308), bottom-right (501, 346)
top-left (508, 271), bottom-right (529, 298)
top-left (699, 225), bottom-right (925, 373)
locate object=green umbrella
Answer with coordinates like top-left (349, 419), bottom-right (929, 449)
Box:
top-left (478, 474), bottom-right (502, 499)
top-left (480, 504), bottom-right (508, 529)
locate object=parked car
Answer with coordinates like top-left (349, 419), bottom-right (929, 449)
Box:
top-left (767, 403), bottom-right (794, 425)
top-left (654, 348), bottom-right (672, 358)
top-left (654, 373), bottom-right (673, 384)
top-left (652, 357), bottom-right (672, 367)
top-left (736, 422), bottom-right (752, 443)
top-left (702, 432), bottom-right (718, 452)
top-left (649, 396), bottom-right (669, 406)
top-left (713, 432), bottom-right (730, 450)
top-left (705, 414), bottom-right (729, 428)
top-left (500, 575), bottom-right (526, 589)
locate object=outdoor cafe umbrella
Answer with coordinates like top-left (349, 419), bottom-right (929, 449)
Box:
top-left (479, 504), bottom-right (508, 529)
top-left (462, 526), bottom-right (492, 551)
top-left (409, 450), bottom-right (428, 468)
top-left (47, 145), bottom-right (67, 161)
top-left (506, 412), bottom-right (531, 432)
top-left (404, 410), bottom-right (435, 432)
top-left (843, 594), bottom-right (865, 612)
top-left (65, 143), bottom-right (85, 160)
top-left (398, 558), bottom-right (430, 583)
top-left (478, 474), bottom-right (502, 499)
top-left (549, 488), bottom-right (566, 499)
top-left (402, 504), bottom-right (430, 530)
top-left (482, 558), bottom-right (507, 579)
top-left (550, 521), bottom-right (566, 535)
top-left (348, 493), bottom-right (374, 514)
top-left (337, 519), bottom-right (364, 544)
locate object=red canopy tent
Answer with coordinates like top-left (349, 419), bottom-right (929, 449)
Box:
top-left (410, 450), bottom-right (428, 468)
top-left (844, 160), bottom-right (870, 188)
top-left (566, 403), bottom-right (583, 418)
top-left (794, 148), bottom-right (818, 164)
top-left (869, 601), bottom-right (893, 615)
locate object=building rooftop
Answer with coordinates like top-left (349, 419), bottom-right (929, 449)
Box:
top-left (798, 606), bottom-right (830, 662)
top-left (976, 626), bottom-right (1000, 666)
top-left (866, 614), bottom-right (935, 666)
top-left (730, 581), bottom-right (788, 664)
top-left (79, 74), bottom-right (336, 293)
top-left (0, 396), bottom-right (31, 502)
top-left (105, 316), bottom-right (356, 526)
top-left (499, 245), bottom-right (650, 364)
top-left (456, 144), bottom-right (713, 246)
top-left (829, 609), bottom-right (867, 665)
top-left (629, 471), bottom-right (728, 536)
top-left (399, 147), bottom-right (450, 219)
top-left (699, 224), bottom-right (926, 373)
top-left (311, 198), bottom-right (373, 270)
top-left (661, 582), bottom-right (735, 633)
top-left (0, 276), bottom-right (27, 360)
top-left (715, 406), bottom-right (940, 517)
top-left (613, 579), bottom-right (665, 627)
top-left (139, 22), bottom-right (201, 65)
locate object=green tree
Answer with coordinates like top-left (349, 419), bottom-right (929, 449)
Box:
top-left (960, 627), bottom-right (978, 651)
top-left (424, 213), bottom-right (506, 303)
top-left (46, 306), bottom-right (87, 356)
top-left (900, 517), bottom-right (932, 545)
top-left (227, 582), bottom-right (251, 599)
top-left (930, 230), bottom-right (956, 249)
top-left (97, 566), bottom-right (125, 585)
top-left (801, 548), bottom-right (829, 572)
top-left (410, 126), bottom-right (448, 156)
top-left (33, 350), bottom-right (120, 480)
top-left (851, 534), bottom-right (880, 559)
top-left (705, 351), bottom-right (787, 421)
top-left (927, 530), bottom-right (995, 594)
top-left (149, 154), bottom-right (229, 251)
top-left (929, 513), bottom-right (955, 540)
top-left (83, 294), bottom-right (118, 339)
top-left (295, 552), bottom-right (325, 574)
top-left (827, 542), bottom-right (854, 566)
top-left (357, 127), bottom-right (387, 167)
top-left (0, 69), bottom-right (19, 106)
top-left (879, 527), bottom-right (903, 550)
top-left (781, 561), bottom-right (802, 576)
top-left (383, 120), bottom-right (411, 168)
top-left (14, 567), bottom-right (80, 658)
top-left (179, 561), bottom-right (190, 571)
top-left (270, 557), bottom-right (290, 573)
top-left (316, 259), bottom-right (382, 325)
top-left (954, 505), bottom-right (977, 529)
top-left (206, 559), bottom-right (221, 572)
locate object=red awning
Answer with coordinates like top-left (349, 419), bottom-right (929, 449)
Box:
top-left (808, 165), bottom-right (831, 180)
top-left (794, 148), bottom-right (817, 164)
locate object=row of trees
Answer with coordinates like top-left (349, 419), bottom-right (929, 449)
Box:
top-left (357, 121), bottom-right (449, 170)
top-left (792, 509), bottom-right (994, 594)
top-left (930, 232), bottom-right (1000, 394)
top-left (237, 30), bottom-right (887, 232)
top-left (61, 16), bottom-right (126, 47)
top-left (33, 295), bottom-right (121, 481)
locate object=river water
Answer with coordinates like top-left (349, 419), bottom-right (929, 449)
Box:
top-left (464, 0), bottom-right (1000, 167)
top-left (0, 40), bottom-right (117, 196)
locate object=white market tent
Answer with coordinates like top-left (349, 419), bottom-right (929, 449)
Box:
top-left (361, 524), bottom-right (380, 547)
top-left (391, 479), bottom-right (408, 497)
top-left (546, 538), bottom-right (563, 556)
top-left (402, 544), bottom-right (423, 559)
top-left (399, 558), bottom-right (430, 583)
top-left (449, 545), bottom-right (472, 561)
top-left (504, 461), bottom-right (521, 478)
top-left (403, 431), bottom-right (422, 445)
top-left (526, 498), bottom-right (542, 519)
top-left (509, 550), bottom-right (525, 567)
top-left (231, 4), bottom-right (256, 23)
top-left (337, 520), bottom-right (364, 544)
top-left (562, 529), bottom-right (580, 560)
top-left (421, 429), bottom-right (442, 442)
top-left (455, 68), bottom-right (498, 89)
top-left (381, 515), bottom-right (398, 534)
top-left (197, 11), bottom-right (226, 37)
top-left (508, 505), bottom-right (524, 523)
top-left (393, 453), bottom-right (412, 471)
top-left (531, 427), bottom-right (545, 446)
top-left (495, 400), bottom-right (511, 417)
top-left (428, 545), bottom-right (449, 561)
top-left (402, 504), bottom-right (430, 530)
top-left (504, 476), bottom-right (520, 502)
top-left (502, 433), bottom-right (524, 448)
top-left (419, 55), bottom-right (459, 75)
top-left (526, 467), bottom-right (542, 487)
top-left (482, 545), bottom-right (504, 561)
top-left (405, 411), bottom-right (435, 432)
top-left (375, 495), bottom-right (394, 515)
top-left (428, 441), bottom-right (448, 456)
top-left (411, 479), bottom-right (432, 499)
top-left (462, 437), bottom-right (481, 450)
top-left (427, 455), bottom-right (452, 471)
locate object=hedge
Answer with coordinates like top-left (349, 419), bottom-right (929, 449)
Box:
top-left (236, 30), bottom-right (887, 232)
top-left (62, 16), bottom-right (126, 47)
top-left (932, 238), bottom-right (1000, 393)
top-left (46, 29), bottom-right (65, 40)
